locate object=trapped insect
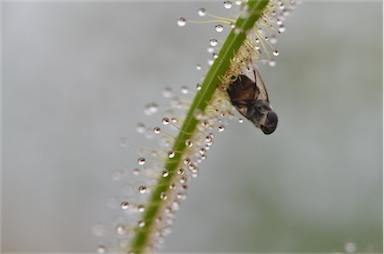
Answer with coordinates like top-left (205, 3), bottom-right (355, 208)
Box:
top-left (227, 65), bottom-right (278, 134)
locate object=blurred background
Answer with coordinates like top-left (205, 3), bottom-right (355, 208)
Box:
top-left (2, 1), bottom-right (382, 253)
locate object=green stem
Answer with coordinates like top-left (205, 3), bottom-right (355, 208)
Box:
top-left (130, 0), bottom-right (269, 252)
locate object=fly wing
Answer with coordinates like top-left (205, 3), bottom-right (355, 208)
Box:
top-left (253, 68), bottom-right (270, 103)
top-left (227, 75), bottom-right (259, 106)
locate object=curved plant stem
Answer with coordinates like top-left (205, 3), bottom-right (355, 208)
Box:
top-left (130, 0), bottom-right (269, 252)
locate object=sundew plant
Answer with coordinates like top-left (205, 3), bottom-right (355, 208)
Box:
top-left (94, 0), bottom-right (297, 253)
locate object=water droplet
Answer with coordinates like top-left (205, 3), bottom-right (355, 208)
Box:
top-left (160, 192), bottom-right (167, 200)
top-left (172, 201), bottom-right (180, 210)
top-left (162, 87), bottom-right (173, 98)
top-left (209, 38), bottom-right (218, 47)
top-left (133, 168), bottom-right (140, 175)
top-left (185, 139), bottom-right (193, 147)
top-left (238, 118), bottom-right (244, 123)
top-left (161, 170), bottom-right (169, 177)
top-left (270, 35), bottom-right (278, 44)
top-left (181, 86), bottom-right (189, 94)
top-left (137, 157), bottom-right (146, 165)
top-left (144, 102), bottom-right (159, 115)
top-left (177, 17), bottom-right (186, 27)
top-left (273, 50), bottom-right (279, 56)
top-left (116, 224), bottom-right (126, 235)
top-left (223, 1), bottom-right (232, 9)
top-left (196, 84), bottom-right (202, 90)
top-left (199, 148), bottom-right (206, 155)
top-left (344, 242), bottom-right (357, 253)
top-left (153, 127), bottom-right (161, 134)
top-left (171, 118), bottom-right (178, 124)
top-left (269, 60), bottom-right (277, 67)
top-left (197, 7), bottom-right (206, 16)
top-left (205, 135), bottom-right (213, 143)
top-left (121, 201), bottom-right (129, 210)
top-left (138, 220), bottom-right (146, 228)
top-left (180, 176), bottom-right (187, 183)
top-left (215, 24), bottom-right (224, 32)
top-left (168, 150), bottom-right (175, 158)
top-left (97, 245), bottom-right (106, 253)
top-left (234, 27), bottom-right (242, 34)
top-left (235, 0), bottom-right (242, 5)
top-left (218, 125), bottom-right (225, 132)
top-left (177, 168), bottom-right (185, 175)
top-left (138, 185), bottom-right (147, 194)
top-left (169, 183), bottom-right (176, 190)
top-left (183, 158), bottom-right (191, 165)
top-left (212, 53), bottom-right (218, 59)
top-left (136, 122), bottom-right (146, 133)
top-left (196, 64), bottom-right (202, 71)
top-left (161, 117), bottom-right (170, 126)
top-left (137, 204), bottom-right (145, 212)
top-left (278, 25), bottom-right (286, 33)
top-left (230, 22), bottom-right (235, 29)
top-left (207, 47), bottom-right (215, 53)
top-left (208, 58), bottom-right (214, 66)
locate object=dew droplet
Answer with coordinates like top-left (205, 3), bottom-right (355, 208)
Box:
top-left (138, 185), bottom-right (147, 194)
top-left (183, 158), bottom-right (191, 165)
top-left (218, 125), bottom-right (225, 132)
top-left (137, 204), bottom-right (145, 212)
top-left (209, 38), bottom-right (218, 47)
top-left (169, 183), bottom-right (176, 190)
top-left (207, 47), bottom-right (215, 53)
top-left (212, 53), bottom-right (218, 59)
top-left (344, 242), bottom-right (357, 253)
top-left (138, 220), bottom-right (146, 228)
top-left (196, 84), bottom-right (202, 90)
top-left (196, 64), bottom-right (202, 71)
top-left (162, 87), bottom-right (173, 98)
top-left (133, 168), bottom-right (140, 175)
top-left (235, 0), bottom-right (242, 5)
top-left (136, 122), bottom-right (146, 133)
top-left (185, 139), bottom-right (193, 147)
top-left (121, 201), bottom-right (129, 210)
top-left (208, 58), bottom-right (214, 66)
top-left (205, 135), bottom-right (213, 143)
top-left (171, 118), bottom-right (178, 124)
top-left (137, 157), bottom-right (146, 165)
top-left (144, 102), bottom-right (159, 115)
top-left (273, 50), bottom-right (279, 56)
top-left (269, 35), bottom-right (278, 44)
top-left (215, 24), bottom-right (224, 32)
top-left (197, 7), bottom-right (206, 16)
top-left (269, 60), bottom-right (277, 67)
top-left (168, 150), bottom-right (175, 158)
top-left (230, 22), bottom-right (235, 29)
top-left (177, 17), bottom-right (186, 27)
top-left (199, 148), bottom-right (206, 155)
top-left (177, 168), bottom-right (185, 175)
top-left (180, 176), bottom-right (187, 183)
top-left (161, 117), bottom-right (170, 125)
top-left (97, 245), bottom-right (106, 253)
top-left (278, 25), bottom-right (286, 33)
top-left (181, 86), bottom-right (189, 94)
top-left (223, 1), bottom-right (232, 9)
top-left (161, 170), bottom-right (169, 177)
top-left (160, 192), bottom-right (167, 200)
top-left (116, 224), bottom-right (126, 235)
top-left (153, 127), bottom-right (161, 134)
top-left (238, 118), bottom-right (244, 123)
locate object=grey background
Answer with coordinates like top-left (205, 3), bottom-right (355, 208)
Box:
top-left (2, 1), bottom-right (382, 253)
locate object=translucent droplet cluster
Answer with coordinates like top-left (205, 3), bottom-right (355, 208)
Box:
top-left (96, 1), bottom-right (297, 253)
